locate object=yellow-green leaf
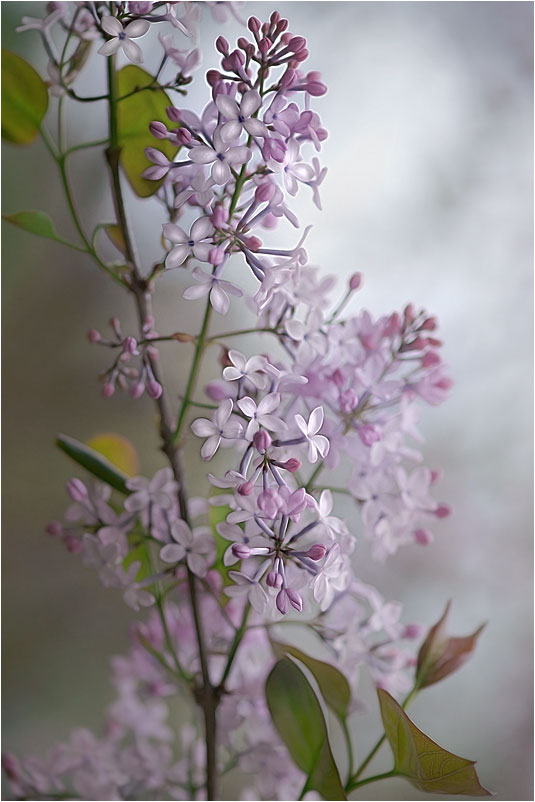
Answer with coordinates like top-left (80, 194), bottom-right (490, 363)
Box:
top-left (2, 49), bottom-right (48, 144)
top-left (117, 65), bottom-right (178, 197)
top-left (2, 211), bottom-right (84, 252)
top-left (266, 658), bottom-right (346, 800)
top-left (378, 689), bottom-right (491, 796)
top-left (56, 433), bottom-right (130, 494)
top-left (86, 433), bottom-right (139, 477)
top-left (103, 223), bottom-right (127, 256)
top-left (271, 641), bottom-right (351, 720)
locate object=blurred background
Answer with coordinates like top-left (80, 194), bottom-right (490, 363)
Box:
top-left (2, 2), bottom-right (533, 800)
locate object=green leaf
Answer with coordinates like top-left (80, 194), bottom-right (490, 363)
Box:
top-left (2, 210), bottom-right (86, 252)
top-left (56, 433), bottom-right (130, 494)
top-left (123, 541), bottom-right (152, 582)
top-left (208, 493), bottom-right (236, 589)
top-left (271, 641), bottom-right (351, 720)
top-left (266, 658), bottom-right (347, 800)
top-left (2, 49), bottom-right (48, 144)
top-left (86, 433), bottom-right (139, 477)
top-left (378, 688), bottom-right (491, 796)
top-left (117, 65), bottom-right (178, 197)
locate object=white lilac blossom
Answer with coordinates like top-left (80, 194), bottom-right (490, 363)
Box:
top-left (5, 6), bottom-right (477, 802)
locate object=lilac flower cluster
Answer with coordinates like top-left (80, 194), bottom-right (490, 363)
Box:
top-left (6, 4), bottom-right (459, 800)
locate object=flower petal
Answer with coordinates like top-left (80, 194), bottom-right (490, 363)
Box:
top-left (124, 18), bottom-right (150, 38)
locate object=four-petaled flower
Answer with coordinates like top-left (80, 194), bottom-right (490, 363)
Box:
top-left (215, 90), bottom-right (268, 143)
top-left (160, 520), bottom-right (215, 577)
top-left (189, 131), bottom-right (251, 185)
top-left (183, 267), bottom-right (243, 315)
top-left (237, 394), bottom-right (286, 439)
top-left (191, 399), bottom-right (243, 459)
top-left (97, 16), bottom-right (150, 64)
top-left (163, 218), bottom-right (214, 269)
top-left (295, 406), bottom-right (330, 463)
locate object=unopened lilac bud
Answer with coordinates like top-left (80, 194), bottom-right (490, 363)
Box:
top-left (147, 380), bottom-right (162, 399)
top-left (270, 10), bottom-right (281, 25)
top-left (275, 18), bottom-right (288, 35)
top-left (205, 381), bottom-right (230, 401)
top-left (237, 481), bottom-right (254, 496)
top-left (208, 246), bottom-right (225, 266)
top-left (434, 503), bottom-right (452, 519)
top-left (280, 67), bottom-right (296, 90)
top-left (149, 121), bottom-right (168, 139)
top-left (205, 569), bottom-right (223, 593)
top-left (419, 316), bottom-right (437, 331)
top-left (46, 520), bottom-right (63, 536)
top-left (294, 49), bottom-right (309, 63)
top-left (358, 424), bottom-right (380, 447)
top-left (421, 351), bottom-right (441, 368)
top-left (286, 588), bottom-right (303, 611)
top-left (237, 36), bottom-right (249, 51)
top-left (67, 478), bottom-right (87, 502)
top-left (414, 528), bottom-right (433, 545)
top-left (259, 37), bottom-right (272, 56)
top-left (276, 589), bottom-right (290, 614)
top-left (215, 35), bottom-right (229, 55)
top-left (349, 272), bottom-right (362, 291)
top-left (281, 457), bottom-right (301, 473)
top-left (232, 543), bottom-right (251, 560)
top-left (229, 49), bottom-right (245, 70)
top-left (289, 36), bottom-right (306, 52)
top-left (248, 15), bottom-right (261, 35)
top-left (255, 181), bottom-right (277, 204)
top-left (266, 570), bottom-right (283, 588)
top-left (211, 205), bottom-right (229, 228)
top-left (87, 328), bottom-right (101, 343)
top-left (306, 544), bottom-right (326, 561)
top-left (2, 753), bottom-right (21, 782)
top-left (403, 623), bottom-right (424, 640)
top-left (206, 69), bottom-right (221, 87)
top-left (176, 128), bottom-right (192, 145)
top-left (129, 381), bottom-right (145, 399)
top-left (166, 106), bottom-right (182, 122)
top-left (430, 469), bottom-right (443, 484)
top-left (64, 534), bottom-right (83, 554)
top-left (403, 303), bottom-right (416, 326)
top-left (281, 32), bottom-right (292, 46)
top-left (102, 381), bottom-right (115, 398)
top-left (253, 430), bottom-right (272, 453)
top-left (242, 235), bottom-right (262, 251)
top-left (123, 336), bottom-right (137, 355)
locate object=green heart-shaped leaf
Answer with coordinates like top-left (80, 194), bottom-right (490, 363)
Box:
top-left (117, 65), bottom-right (178, 197)
top-left (271, 641), bottom-right (351, 720)
top-left (2, 49), bottom-right (48, 144)
top-left (266, 658), bottom-right (346, 800)
top-left (378, 688), bottom-right (490, 796)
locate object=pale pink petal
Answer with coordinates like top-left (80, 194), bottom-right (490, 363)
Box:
top-left (244, 118), bottom-right (268, 138)
top-left (190, 217), bottom-right (214, 240)
top-left (211, 160), bottom-right (230, 185)
top-left (308, 406), bottom-right (324, 434)
top-left (225, 146), bottom-right (251, 165)
top-left (184, 283), bottom-right (211, 300)
top-left (189, 146), bottom-right (216, 165)
top-left (215, 398), bottom-right (233, 428)
top-left (258, 393), bottom-right (280, 414)
top-left (192, 242), bottom-right (212, 261)
top-left (98, 38), bottom-right (121, 57)
top-left (290, 162), bottom-right (315, 181)
top-left (210, 284), bottom-right (230, 314)
top-left (124, 18), bottom-right (150, 38)
top-left (163, 223), bottom-right (188, 244)
top-left (166, 244), bottom-right (190, 268)
top-left (240, 90), bottom-right (261, 118)
top-left (122, 38), bottom-right (144, 64)
top-left (160, 543), bottom-right (186, 563)
top-left (200, 435), bottom-right (221, 460)
top-left (219, 120), bottom-right (242, 143)
top-left (295, 413), bottom-right (308, 436)
top-left (100, 16), bottom-right (123, 36)
top-left (191, 418), bottom-right (216, 437)
top-left (215, 94), bottom-right (239, 119)
top-left (237, 397), bottom-right (257, 417)
top-left (187, 552), bottom-right (208, 577)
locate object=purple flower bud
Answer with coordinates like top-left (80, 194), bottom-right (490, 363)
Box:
top-left (357, 424), bottom-right (380, 447)
top-left (211, 205), bottom-right (229, 228)
top-left (255, 181), bottom-right (277, 204)
top-left (205, 381), bottom-right (230, 401)
top-left (259, 37), bottom-right (272, 56)
top-left (206, 69), bottom-right (221, 87)
top-left (270, 11), bottom-right (281, 25)
top-left (434, 503), bottom-right (452, 519)
top-left (102, 381), bottom-right (115, 398)
top-left (123, 336), bottom-right (137, 355)
top-left (349, 272), bottom-right (362, 291)
top-left (289, 36), bottom-right (306, 52)
top-left (129, 381), bottom-right (145, 399)
top-left (215, 35), bottom-right (229, 55)
top-left (306, 544), bottom-right (326, 561)
top-left (64, 534), bottom-right (83, 554)
top-left (403, 623), bottom-right (424, 639)
top-left (232, 543), bottom-right (251, 560)
top-left (67, 478), bottom-right (87, 503)
top-left (176, 127), bottom-right (192, 145)
top-left (208, 247), bottom-right (225, 266)
top-left (280, 67), bottom-right (296, 89)
top-left (1, 753), bottom-right (21, 782)
top-left (266, 570), bottom-right (283, 588)
top-left (229, 49), bottom-right (245, 69)
top-left (248, 16), bottom-right (261, 35)
top-left (430, 469), bottom-right (443, 484)
top-left (45, 520), bottom-right (63, 536)
top-left (237, 481), bottom-right (254, 496)
top-left (253, 430), bottom-right (272, 453)
top-left (276, 588), bottom-right (290, 614)
top-left (166, 106), bottom-right (182, 123)
top-left (149, 121), bottom-right (168, 139)
top-left (281, 458), bottom-right (301, 473)
top-left (286, 588), bottom-right (303, 611)
top-left (147, 380), bottom-right (163, 399)
top-left (87, 328), bottom-right (101, 343)
top-left (294, 49), bottom-right (309, 64)
top-left (414, 528), bottom-right (433, 545)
